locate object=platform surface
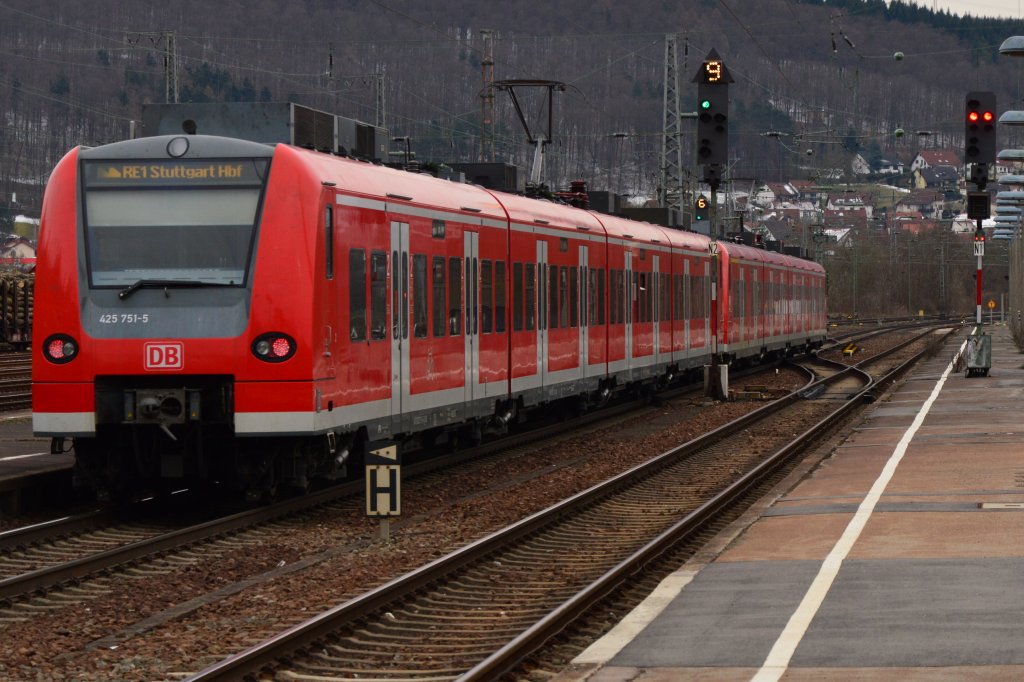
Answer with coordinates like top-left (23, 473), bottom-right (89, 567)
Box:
top-left (0, 410), bottom-right (67, 483)
top-left (558, 325), bottom-right (1024, 681)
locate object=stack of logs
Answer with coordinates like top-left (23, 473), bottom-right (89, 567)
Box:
top-left (0, 273), bottom-right (32, 349)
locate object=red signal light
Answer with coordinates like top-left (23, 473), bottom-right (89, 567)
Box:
top-left (968, 111), bottom-right (980, 123)
top-left (983, 111), bottom-right (994, 122)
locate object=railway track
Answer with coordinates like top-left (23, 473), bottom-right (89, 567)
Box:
top-left (0, 351), bottom-right (31, 411)
top-left (180, 326), bottom-right (953, 681)
top-left (0, 365), bottom-right (748, 617)
top-left (0, 325), bottom-right (954, 679)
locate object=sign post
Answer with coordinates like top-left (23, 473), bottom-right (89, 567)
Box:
top-left (975, 227), bottom-right (985, 326)
top-left (365, 442), bottom-right (400, 542)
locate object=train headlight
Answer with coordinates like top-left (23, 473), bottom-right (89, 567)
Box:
top-left (43, 334), bottom-right (79, 364)
top-left (251, 332), bottom-right (296, 362)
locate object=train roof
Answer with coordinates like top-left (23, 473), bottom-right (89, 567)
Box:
top-left (81, 134), bottom-right (275, 160)
top-left (114, 139), bottom-right (823, 271)
top-left (590, 212), bottom-right (712, 252)
top-left (286, 144), bottom-right (509, 222)
top-left (486, 190), bottom-right (606, 232)
top-left (716, 239), bottom-right (825, 273)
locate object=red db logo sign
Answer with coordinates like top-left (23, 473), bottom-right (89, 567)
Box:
top-left (144, 342), bottom-right (183, 370)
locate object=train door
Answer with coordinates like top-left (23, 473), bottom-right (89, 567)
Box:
top-left (537, 239), bottom-right (549, 389)
top-left (390, 221), bottom-right (410, 422)
top-left (579, 244), bottom-right (589, 373)
top-left (624, 251), bottom-right (633, 371)
top-left (652, 254), bottom-right (660, 360)
top-left (794, 273), bottom-right (803, 335)
top-left (753, 268), bottom-right (762, 344)
top-left (464, 232), bottom-right (479, 404)
top-left (741, 266), bottom-right (749, 346)
top-left (683, 258), bottom-right (691, 355)
top-left (322, 197), bottom-right (337, 381)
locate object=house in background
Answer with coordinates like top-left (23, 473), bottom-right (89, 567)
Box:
top-left (914, 164), bottom-right (959, 190)
top-left (910, 149), bottom-right (960, 173)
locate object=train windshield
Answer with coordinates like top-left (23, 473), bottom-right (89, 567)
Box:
top-left (81, 158), bottom-right (269, 288)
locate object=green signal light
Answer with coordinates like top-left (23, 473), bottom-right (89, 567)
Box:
top-left (700, 99), bottom-right (712, 110)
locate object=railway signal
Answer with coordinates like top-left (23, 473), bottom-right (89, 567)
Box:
top-left (693, 49), bottom-right (733, 188)
top-left (694, 194), bottom-right (709, 222)
top-left (965, 91), bottom-right (996, 167)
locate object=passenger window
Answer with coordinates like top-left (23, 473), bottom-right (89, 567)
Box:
top-left (570, 266), bottom-right (578, 328)
top-left (495, 260), bottom-right (506, 333)
top-left (481, 259), bottom-right (493, 334)
top-left (370, 251), bottom-right (387, 340)
top-left (432, 256), bottom-right (446, 337)
top-left (538, 264), bottom-right (547, 330)
top-left (525, 263), bottom-right (536, 331)
top-left (349, 249), bottom-right (366, 341)
top-left (513, 262), bottom-right (523, 331)
top-left (597, 269), bottom-right (605, 325)
top-left (325, 206), bottom-right (334, 280)
top-left (550, 265), bottom-right (560, 329)
top-left (413, 254), bottom-right (427, 338)
top-left (402, 253), bottom-right (409, 339)
top-left (448, 257), bottom-right (461, 335)
top-left (589, 268), bottom-right (597, 326)
top-left (609, 270), bottom-right (616, 325)
top-left (392, 250), bottom-right (399, 339)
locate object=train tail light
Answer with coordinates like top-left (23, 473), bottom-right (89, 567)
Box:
top-left (43, 334), bottom-right (79, 364)
top-left (251, 332), bottom-right (297, 362)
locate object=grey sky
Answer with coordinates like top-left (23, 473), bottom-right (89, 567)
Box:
top-left (906, 0), bottom-right (1023, 18)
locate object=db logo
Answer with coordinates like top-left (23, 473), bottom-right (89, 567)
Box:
top-left (144, 342), bottom-right (184, 370)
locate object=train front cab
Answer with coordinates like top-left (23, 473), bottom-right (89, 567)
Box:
top-left (32, 135), bottom-right (289, 501)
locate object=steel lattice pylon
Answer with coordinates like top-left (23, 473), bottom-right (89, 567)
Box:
top-left (659, 34), bottom-right (683, 212)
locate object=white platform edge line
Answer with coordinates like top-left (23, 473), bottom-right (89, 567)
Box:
top-left (751, 338), bottom-right (967, 682)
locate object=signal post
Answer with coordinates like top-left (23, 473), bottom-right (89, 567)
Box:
top-left (964, 91), bottom-right (996, 376)
top-left (693, 50), bottom-right (732, 398)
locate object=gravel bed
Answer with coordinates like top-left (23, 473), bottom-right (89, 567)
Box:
top-left (819, 330), bottom-right (921, 364)
top-left (1, 366), bottom-right (806, 681)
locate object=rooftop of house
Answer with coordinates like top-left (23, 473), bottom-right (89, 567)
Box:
top-left (916, 149), bottom-right (961, 166)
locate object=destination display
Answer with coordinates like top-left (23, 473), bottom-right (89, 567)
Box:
top-left (84, 159), bottom-right (267, 187)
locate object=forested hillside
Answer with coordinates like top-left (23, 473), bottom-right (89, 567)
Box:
top-left (0, 0), bottom-right (1021, 224)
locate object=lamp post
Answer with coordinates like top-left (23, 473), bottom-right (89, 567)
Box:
top-left (1000, 38), bottom-right (1024, 335)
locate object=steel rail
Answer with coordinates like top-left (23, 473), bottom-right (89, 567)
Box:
top-left (184, 326), bottom-right (955, 682)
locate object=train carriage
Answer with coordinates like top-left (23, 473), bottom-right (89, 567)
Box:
top-left (499, 194), bottom-right (607, 407)
top-left (33, 132), bottom-right (827, 503)
top-left (716, 241), bottom-right (827, 362)
top-left (655, 228), bottom-right (714, 371)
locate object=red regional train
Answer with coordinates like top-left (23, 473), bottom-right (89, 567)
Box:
top-left (32, 133), bottom-right (826, 502)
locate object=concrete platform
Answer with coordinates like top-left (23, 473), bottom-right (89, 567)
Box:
top-left (558, 324), bottom-right (1024, 681)
top-left (0, 411), bottom-right (73, 514)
